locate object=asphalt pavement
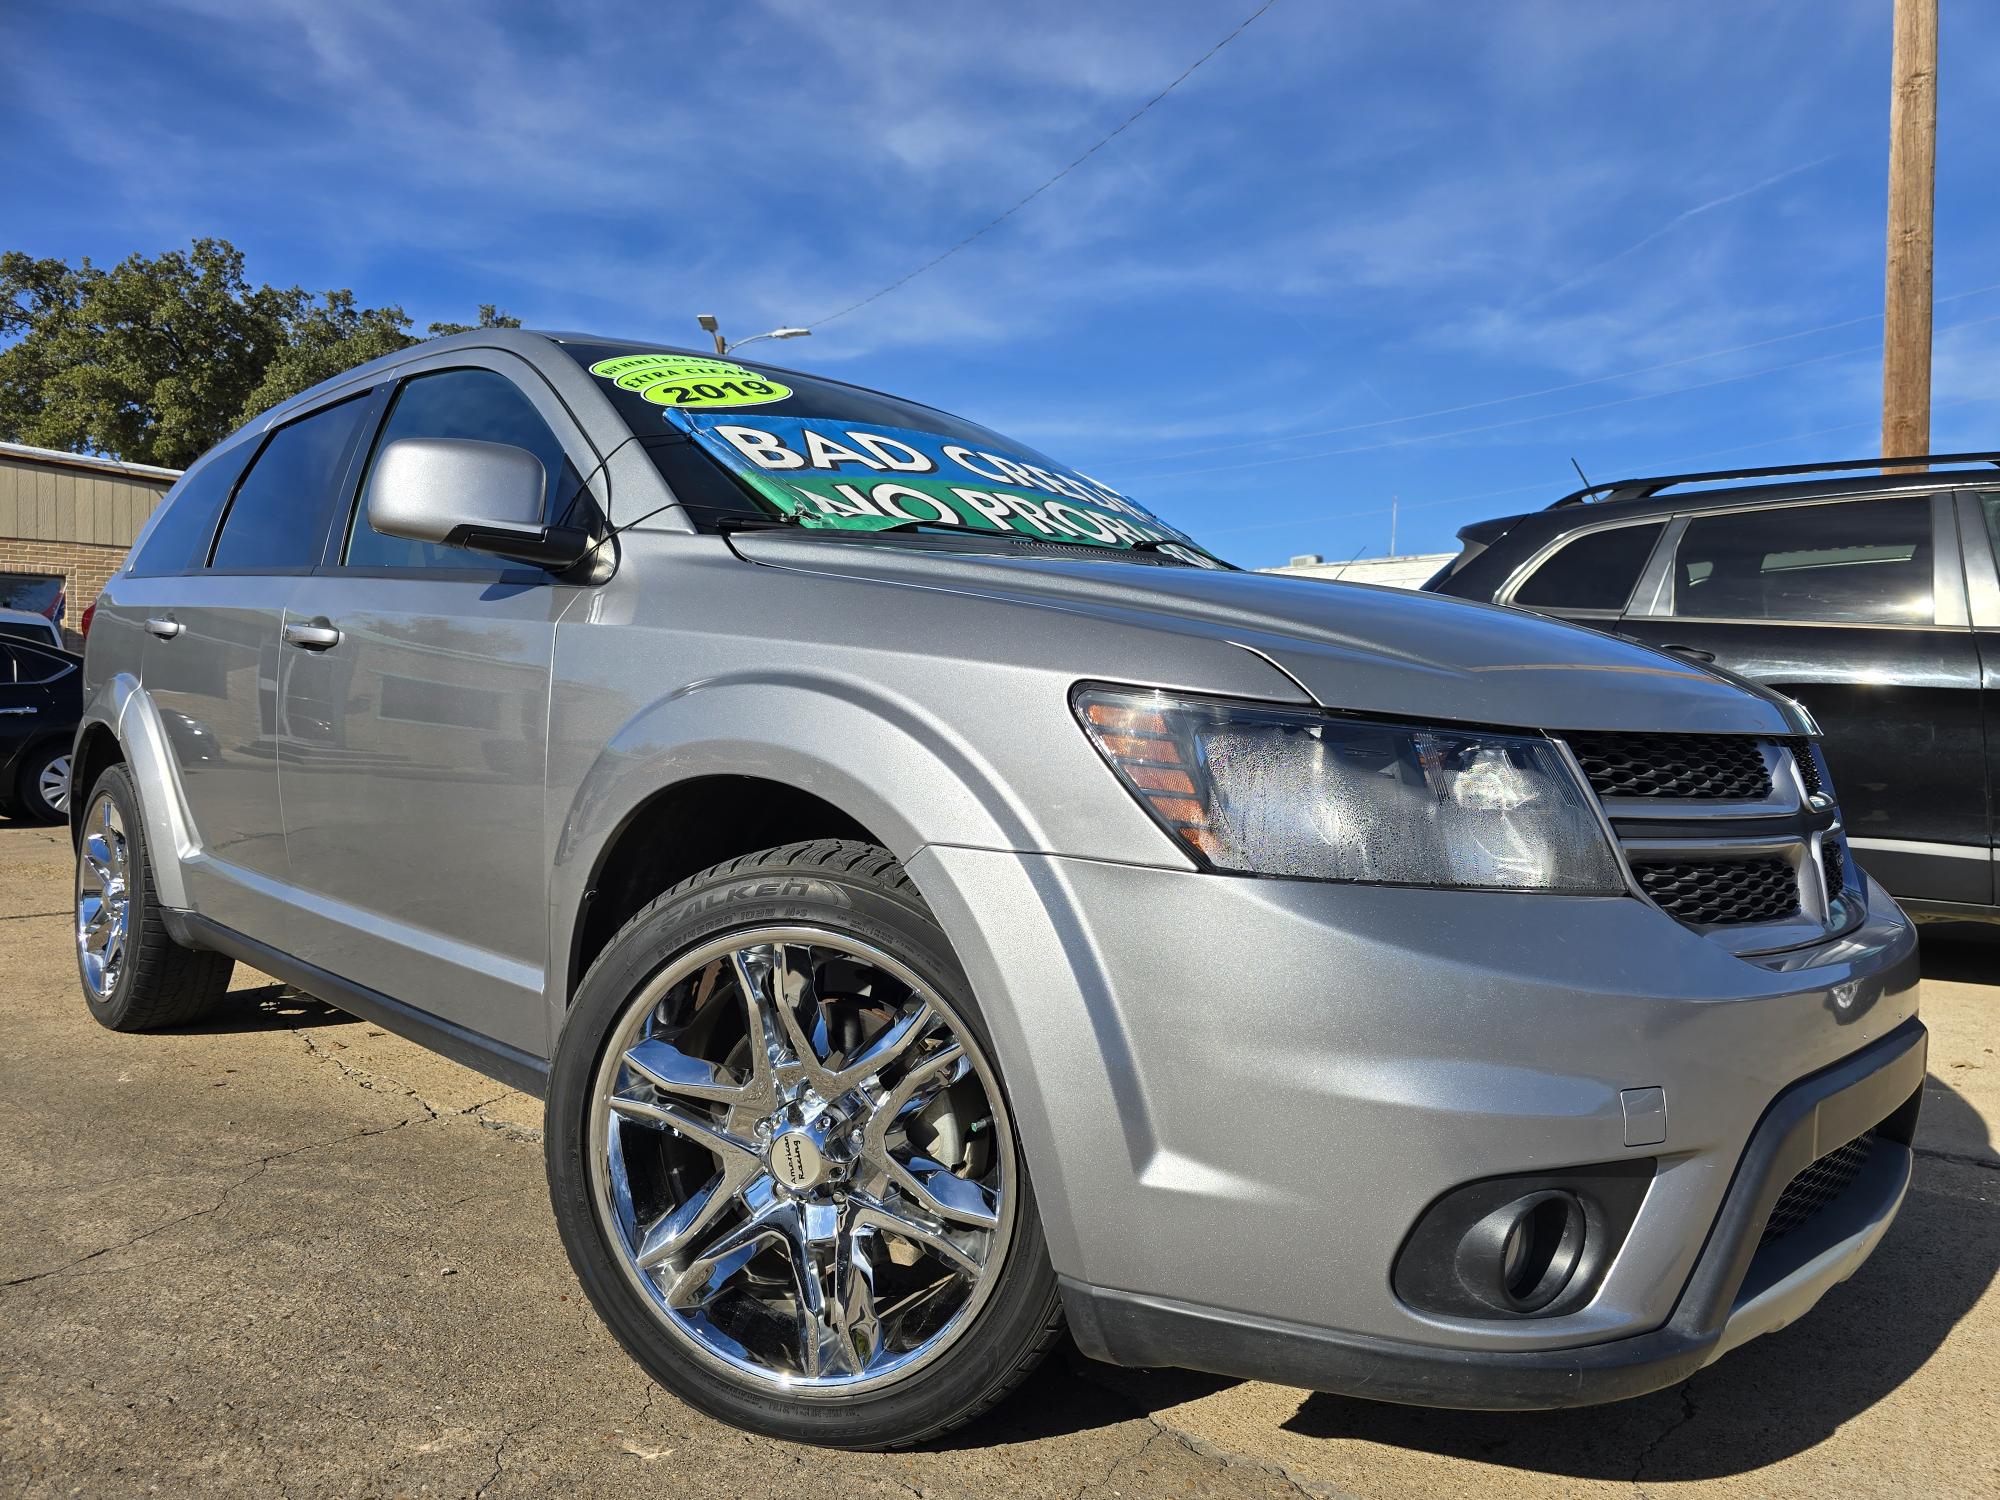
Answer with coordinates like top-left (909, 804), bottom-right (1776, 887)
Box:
top-left (2, 817), bottom-right (1994, 1498)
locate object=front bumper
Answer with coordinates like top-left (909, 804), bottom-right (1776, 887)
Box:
top-left (1061, 1016), bottom-right (1923, 1408)
top-left (906, 845), bottom-right (1922, 1398)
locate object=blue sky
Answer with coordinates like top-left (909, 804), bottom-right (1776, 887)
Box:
top-left (5, 0), bottom-right (1998, 568)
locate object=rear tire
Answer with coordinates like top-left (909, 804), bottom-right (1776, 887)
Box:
top-left (545, 839), bottom-right (1064, 1448)
top-left (74, 764), bottom-right (235, 1031)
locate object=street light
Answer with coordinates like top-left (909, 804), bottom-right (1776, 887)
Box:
top-left (695, 315), bottom-right (811, 357)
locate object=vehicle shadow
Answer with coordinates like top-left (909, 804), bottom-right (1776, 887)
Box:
top-left (1916, 922), bottom-right (2000, 984)
top-left (169, 981), bottom-right (363, 1033)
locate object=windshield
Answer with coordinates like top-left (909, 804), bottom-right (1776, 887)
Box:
top-left (560, 341), bottom-right (1224, 566)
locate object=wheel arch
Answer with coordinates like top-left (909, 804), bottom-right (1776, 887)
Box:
top-left (548, 670), bottom-right (1056, 1024)
top-left (68, 721), bottom-right (124, 843)
top-left (561, 773), bottom-right (887, 1004)
top-left (72, 676), bottom-right (197, 909)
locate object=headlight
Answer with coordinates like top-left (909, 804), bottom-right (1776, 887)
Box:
top-left (1074, 687), bottom-right (1626, 892)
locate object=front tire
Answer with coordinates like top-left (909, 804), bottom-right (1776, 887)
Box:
top-left (545, 840), bottom-right (1063, 1448)
top-left (75, 764), bottom-right (235, 1031)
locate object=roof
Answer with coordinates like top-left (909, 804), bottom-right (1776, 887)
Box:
top-left (0, 440), bottom-right (181, 483)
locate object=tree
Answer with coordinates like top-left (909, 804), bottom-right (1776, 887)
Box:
top-left (0, 239), bottom-right (518, 467)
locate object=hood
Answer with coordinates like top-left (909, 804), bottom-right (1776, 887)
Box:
top-left (730, 536), bottom-right (1808, 736)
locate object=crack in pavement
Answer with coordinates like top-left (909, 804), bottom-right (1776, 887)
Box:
top-left (285, 1017), bottom-right (541, 1139)
top-left (473, 1418), bottom-right (544, 1498)
top-left (1630, 1380), bottom-right (1699, 1491)
top-left (0, 1119), bottom-right (422, 1289)
top-left (1145, 1417), bottom-right (1359, 1500)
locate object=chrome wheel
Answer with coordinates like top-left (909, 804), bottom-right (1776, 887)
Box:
top-left (76, 792), bottom-right (130, 1000)
top-left (587, 926), bottom-right (1014, 1394)
top-left (39, 753), bottom-right (71, 815)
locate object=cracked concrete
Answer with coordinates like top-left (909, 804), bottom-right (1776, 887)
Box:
top-left (2, 819), bottom-right (1997, 1497)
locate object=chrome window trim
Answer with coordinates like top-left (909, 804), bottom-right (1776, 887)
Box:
top-left (1932, 491), bottom-right (1970, 627)
top-left (1955, 490), bottom-right (2000, 629)
top-left (1496, 515), bottom-right (1671, 612)
top-left (1848, 835), bottom-right (1994, 862)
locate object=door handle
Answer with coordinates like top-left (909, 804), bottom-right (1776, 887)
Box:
top-left (144, 616), bottom-right (182, 640)
top-left (1660, 643), bottom-right (1716, 663)
top-left (283, 620), bottom-right (342, 651)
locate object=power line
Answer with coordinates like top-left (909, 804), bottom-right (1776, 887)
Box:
top-left (1192, 394), bottom-right (1992, 548)
top-left (806, 0), bottom-right (1283, 332)
top-left (1118, 279), bottom-right (2000, 469)
top-left (1142, 308), bottom-right (2000, 483)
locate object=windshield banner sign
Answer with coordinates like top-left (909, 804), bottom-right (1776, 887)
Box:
top-left (675, 413), bottom-right (1203, 555)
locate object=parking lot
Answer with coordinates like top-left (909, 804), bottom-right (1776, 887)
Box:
top-left (1, 816), bottom-right (1994, 1499)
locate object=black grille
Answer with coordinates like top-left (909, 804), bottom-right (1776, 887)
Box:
top-left (1822, 840), bottom-right (1845, 903)
top-left (1761, 1133), bottom-right (1874, 1246)
top-left (1636, 858), bottom-right (1799, 925)
top-left (1565, 733), bottom-right (1771, 800)
top-left (1783, 737), bottom-right (1824, 798)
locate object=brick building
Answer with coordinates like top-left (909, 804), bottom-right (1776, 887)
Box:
top-left (0, 441), bottom-right (179, 646)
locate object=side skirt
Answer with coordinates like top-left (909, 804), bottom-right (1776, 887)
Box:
top-left (170, 910), bottom-right (550, 1098)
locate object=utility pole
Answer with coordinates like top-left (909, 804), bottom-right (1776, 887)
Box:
top-left (1882, 0), bottom-right (1937, 469)
top-left (1389, 496), bottom-right (1398, 557)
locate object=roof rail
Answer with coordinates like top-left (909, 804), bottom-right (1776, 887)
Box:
top-left (1548, 451), bottom-right (2000, 508)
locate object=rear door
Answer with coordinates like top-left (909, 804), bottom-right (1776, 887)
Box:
top-left (0, 641), bottom-right (60, 801)
top-left (1617, 491), bottom-right (1988, 906)
top-left (140, 390), bottom-right (379, 930)
top-left (274, 354), bottom-right (597, 1052)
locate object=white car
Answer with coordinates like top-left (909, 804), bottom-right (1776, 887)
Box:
top-left (0, 606), bottom-right (63, 650)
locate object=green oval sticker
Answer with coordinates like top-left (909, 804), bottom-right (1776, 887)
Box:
top-left (587, 354), bottom-right (792, 408)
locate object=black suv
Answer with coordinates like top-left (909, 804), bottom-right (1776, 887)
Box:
top-left (1426, 453), bottom-right (2000, 922)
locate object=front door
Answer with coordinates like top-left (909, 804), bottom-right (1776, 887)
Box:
top-left (274, 361), bottom-right (593, 1053)
top-left (140, 390), bottom-right (378, 929)
top-left (1618, 490), bottom-right (1988, 906)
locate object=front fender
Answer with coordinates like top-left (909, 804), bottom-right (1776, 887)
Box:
top-left (548, 668), bottom-right (1054, 990)
top-left (79, 674), bottom-right (199, 910)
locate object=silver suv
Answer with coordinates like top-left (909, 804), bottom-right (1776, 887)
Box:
top-left (73, 330), bottom-right (1925, 1448)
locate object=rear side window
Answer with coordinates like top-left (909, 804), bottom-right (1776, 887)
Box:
top-left (0, 642), bottom-right (74, 685)
top-left (1512, 522), bottom-right (1664, 611)
top-left (210, 395), bottom-right (374, 573)
top-left (128, 445), bottom-right (253, 576)
top-left (1671, 496), bottom-right (1935, 624)
top-left (345, 368), bottom-right (577, 571)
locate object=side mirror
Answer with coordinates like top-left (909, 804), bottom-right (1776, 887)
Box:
top-left (366, 437), bottom-right (590, 570)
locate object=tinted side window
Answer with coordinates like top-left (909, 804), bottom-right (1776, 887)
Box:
top-left (0, 642), bottom-right (74, 685)
top-left (1513, 522), bottom-right (1664, 610)
top-left (345, 369), bottom-right (575, 570)
top-left (129, 445), bottom-right (255, 576)
top-left (1671, 496), bottom-right (1935, 624)
top-left (210, 396), bottom-right (373, 573)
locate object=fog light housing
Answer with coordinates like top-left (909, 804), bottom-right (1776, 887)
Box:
top-left (1393, 1161), bottom-right (1653, 1321)
top-left (1457, 1191), bottom-right (1587, 1313)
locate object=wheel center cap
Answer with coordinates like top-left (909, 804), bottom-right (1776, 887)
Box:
top-left (769, 1126), bottom-right (827, 1190)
